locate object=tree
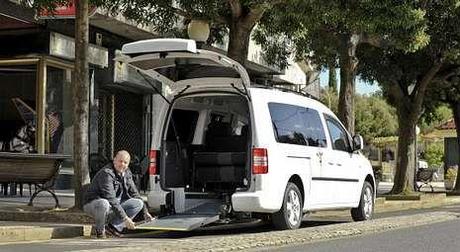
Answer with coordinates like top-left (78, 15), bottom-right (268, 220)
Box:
top-left (358, 1), bottom-right (460, 194)
top-left (97, 0), bottom-right (288, 66)
top-left (419, 105), bottom-right (452, 134)
top-left (25, 0), bottom-right (91, 209)
top-left (328, 65), bottom-right (337, 93)
top-left (255, 0), bottom-right (428, 134)
top-left (355, 94), bottom-right (398, 143)
top-left (320, 89), bottom-right (398, 142)
top-left (320, 87), bottom-right (339, 114)
top-left (72, 0), bottom-right (91, 209)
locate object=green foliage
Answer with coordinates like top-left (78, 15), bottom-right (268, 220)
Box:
top-left (355, 94), bottom-right (398, 142)
top-left (419, 105), bottom-right (453, 133)
top-left (255, 0), bottom-right (429, 69)
top-left (319, 87), bottom-right (338, 114)
top-left (320, 89), bottom-right (397, 141)
top-left (27, 0), bottom-right (284, 63)
top-left (423, 142), bottom-right (444, 168)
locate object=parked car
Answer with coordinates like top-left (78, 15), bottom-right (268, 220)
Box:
top-left (116, 38), bottom-right (376, 230)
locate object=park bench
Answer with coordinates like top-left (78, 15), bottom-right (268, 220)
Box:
top-left (0, 152), bottom-right (70, 208)
top-left (415, 168), bottom-right (438, 192)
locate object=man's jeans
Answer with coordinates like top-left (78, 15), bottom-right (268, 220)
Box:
top-left (84, 198), bottom-right (143, 233)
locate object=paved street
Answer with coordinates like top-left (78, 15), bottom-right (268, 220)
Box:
top-left (0, 204), bottom-right (459, 252)
top-left (272, 215), bottom-right (460, 252)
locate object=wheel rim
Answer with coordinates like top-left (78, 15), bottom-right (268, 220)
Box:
top-left (363, 186), bottom-right (373, 219)
top-left (286, 189), bottom-right (301, 226)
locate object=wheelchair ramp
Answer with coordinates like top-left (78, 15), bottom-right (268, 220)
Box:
top-left (137, 198), bottom-right (222, 231)
top-left (136, 214), bottom-right (220, 231)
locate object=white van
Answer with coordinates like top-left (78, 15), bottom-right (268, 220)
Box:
top-left (116, 38), bottom-right (375, 230)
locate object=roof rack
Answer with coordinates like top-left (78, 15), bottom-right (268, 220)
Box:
top-left (251, 84), bottom-right (320, 102)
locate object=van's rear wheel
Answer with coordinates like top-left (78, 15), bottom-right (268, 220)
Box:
top-left (351, 181), bottom-right (374, 221)
top-left (272, 182), bottom-right (303, 230)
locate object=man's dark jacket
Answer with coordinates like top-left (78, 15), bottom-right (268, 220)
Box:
top-left (84, 163), bottom-right (147, 219)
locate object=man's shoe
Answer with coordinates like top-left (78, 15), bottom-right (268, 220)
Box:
top-left (105, 224), bottom-right (123, 238)
top-left (90, 227), bottom-right (106, 239)
top-left (96, 231), bottom-right (107, 239)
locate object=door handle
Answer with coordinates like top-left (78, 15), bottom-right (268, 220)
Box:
top-left (317, 151), bottom-right (323, 165)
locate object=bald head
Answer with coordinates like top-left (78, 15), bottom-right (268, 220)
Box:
top-left (113, 150), bottom-right (131, 174)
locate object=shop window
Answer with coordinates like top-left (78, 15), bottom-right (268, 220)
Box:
top-left (46, 66), bottom-right (73, 154)
top-left (0, 65), bottom-right (37, 153)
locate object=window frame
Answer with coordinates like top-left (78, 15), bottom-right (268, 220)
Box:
top-left (324, 114), bottom-right (352, 153)
top-left (268, 102), bottom-right (327, 148)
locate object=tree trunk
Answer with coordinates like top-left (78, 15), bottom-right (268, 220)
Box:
top-left (338, 34), bottom-right (359, 134)
top-left (389, 62), bottom-right (441, 195)
top-left (391, 101), bottom-right (417, 194)
top-left (328, 60), bottom-right (337, 93)
top-left (452, 101), bottom-right (460, 192)
top-left (73, 0), bottom-right (91, 210)
top-left (227, 21), bottom-right (252, 66)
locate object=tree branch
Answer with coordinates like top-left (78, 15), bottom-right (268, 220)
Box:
top-left (433, 65), bottom-right (460, 83)
top-left (169, 5), bottom-right (227, 25)
top-left (242, 1), bottom-right (286, 28)
top-left (242, 4), bottom-right (267, 28)
top-left (413, 61), bottom-right (443, 112)
top-left (360, 33), bottom-right (388, 48)
top-left (228, 0), bottom-right (242, 20)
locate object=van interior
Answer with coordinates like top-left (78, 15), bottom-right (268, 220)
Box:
top-left (161, 93), bottom-right (251, 203)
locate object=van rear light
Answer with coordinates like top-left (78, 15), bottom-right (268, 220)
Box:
top-left (252, 148), bottom-right (268, 174)
top-left (148, 150), bottom-right (159, 175)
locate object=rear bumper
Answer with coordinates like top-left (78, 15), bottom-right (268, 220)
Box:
top-left (231, 191), bottom-right (279, 213)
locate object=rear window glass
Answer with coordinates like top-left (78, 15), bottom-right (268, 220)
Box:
top-left (268, 103), bottom-right (327, 147)
top-left (166, 109), bottom-right (199, 143)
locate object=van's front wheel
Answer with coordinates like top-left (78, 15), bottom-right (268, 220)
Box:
top-left (272, 182), bottom-right (303, 230)
top-left (351, 181), bottom-right (374, 221)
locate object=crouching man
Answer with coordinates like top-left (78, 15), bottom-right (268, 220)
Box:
top-left (84, 150), bottom-right (153, 238)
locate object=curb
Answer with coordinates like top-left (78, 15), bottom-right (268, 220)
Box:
top-left (0, 210), bottom-right (93, 224)
top-left (0, 209), bottom-right (92, 243)
top-left (0, 224), bottom-right (91, 243)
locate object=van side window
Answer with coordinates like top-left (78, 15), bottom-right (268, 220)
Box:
top-left (268, 103), bottom-right (327, 147)
top-left (166, 109), bottom-right (199, 143)
top-left (324, 115), bottom-right (351, 152)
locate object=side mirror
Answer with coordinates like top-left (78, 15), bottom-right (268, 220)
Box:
top-left (352, 135), bottom-right (364, 151)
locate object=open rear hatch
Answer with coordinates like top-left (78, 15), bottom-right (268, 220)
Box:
top-left (115, 38), bottom-right (251, 99)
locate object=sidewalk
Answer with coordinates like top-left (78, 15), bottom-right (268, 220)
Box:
top-left (0, 189), bottom-right (92, 243)
top-left (0, 184), bottom-right (459, 243)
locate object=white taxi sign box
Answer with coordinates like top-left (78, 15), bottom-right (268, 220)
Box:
top-left (122, 38), bottom-right (197, 55)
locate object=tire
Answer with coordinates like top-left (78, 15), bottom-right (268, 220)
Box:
top-left (351, 181), bottom-right (374, 221)
top-left (272, 182), bottom-right (303, 230)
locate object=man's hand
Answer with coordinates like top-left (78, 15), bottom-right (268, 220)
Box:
top-left (123, 216), bottom-right (136, 230)
top-left (144, 212), bottom-right (155, 222)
